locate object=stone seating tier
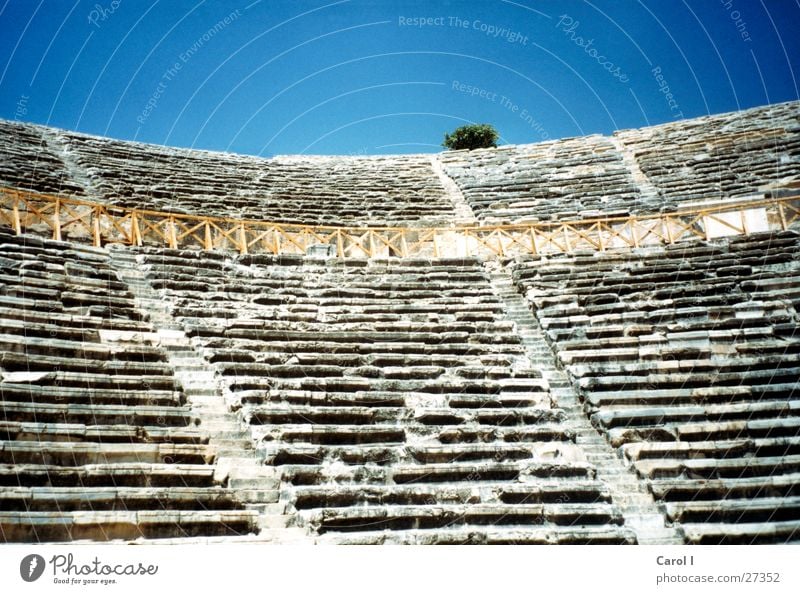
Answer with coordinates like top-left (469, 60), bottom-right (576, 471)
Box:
top-left (439, 101), bottom-right (799, 223)
top-left (135, 247), bottom-right (636, 544)
top-left (439, 135), bottom-right (646, 222)
top-left (2, 101), bottom-right (797, 231)
top-left (0, 123), bottom-right (458, 227)
top-left (615, 101), bottom-right (800, 205)
top-left (0, 120), bottom-right (85, 196)
top-left (0, 228), bottom-right (258, 542)
top-left (511, 229), bottom-right (800, 544)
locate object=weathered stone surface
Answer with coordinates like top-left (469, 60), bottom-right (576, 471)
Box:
top-left (134, 249), bottom-right (629, 543)
top-left (440, 102), bottom-right (800, 224)
top-left (2, 101), bottom-right (799, 545)
top-left (0, 233), bottom-right (260, 542)
top-left (0, 122), bottom-right (457, 227)
top-left (0, 510), bottom-right (258, 542)
top-left (439, 134), bottom-right (646, 223)
top-left (512, 229), bottom-right (800, 544)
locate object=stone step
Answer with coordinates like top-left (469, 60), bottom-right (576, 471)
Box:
top-left (236, 489), bottom-right (280, 504)
top-left (575, 433), bottom-right (609, 442)
top-left (550, 392), bottom-right (578, 400)
top-left (583, 453), bottom-right (623, 464)
top-left (175, 371), bottom-right (218, 382)
top-left (200, 415), bottom-right (245, 427)
top-left (216, 450), bottom-right (258, 462)
top-left (171, 362), bottom-right (208, 370)
top-left (642, 537), bottom-right (686, 545)
top-left (582, 445), bottom-right (623, 455)
top-left (175, 369), bottom-right (212, 378)
top-left (179, 380), bottom-right (220, 388)
top-left (109, 257), bottom-right (281, 531)
top-left (172, 363), bottom-right (209, 370)
top-left (215, 446), bottom-right (256, 457)
top-left (197, 416), bottom-right (242, 428)
top-left (489, 266), bottom-right (682, 544)
top-left (199, 412), bottom-right (244, 424)
top-left (187, 404), bottom-right (231, 416)
top-left (163, 344), bottom-right (195, 353)
top-left (257, 514), bottom-right (302, 532)
top-left (184, 389), bottom-right (222, 398)
top-left (230, 476), bottom-right (280, 490)
top-left (168, 353), bottom-right (201, 360)
top-left (134, 297), bottom-right (170, 307)
top-left (185, 394), bottom-right (227, 406)
top-left (207, 430), bottom-right (252, 441)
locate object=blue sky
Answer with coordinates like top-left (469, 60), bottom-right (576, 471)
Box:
top-left (0, 0), bottom-right (798, 156)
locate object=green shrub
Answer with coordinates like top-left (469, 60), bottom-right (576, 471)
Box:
top-left (442, 124), bottom-right (499, 150)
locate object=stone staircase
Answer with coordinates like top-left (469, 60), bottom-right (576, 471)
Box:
top-left (38, 123), bottom-right (100, 198)
top-left (429, 154), bottom-right (478, 224)
top-left (488, 265), bottom-right (684, 545)
top-left (107, 246), bottom-right (308, 543)
top-left (607, 134), bottom-right (662, 207)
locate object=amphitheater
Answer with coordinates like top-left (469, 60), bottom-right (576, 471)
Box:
top-left (0, 100), bottom-right (799, 545)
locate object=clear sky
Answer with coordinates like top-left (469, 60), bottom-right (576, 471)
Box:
top-left (0, 0), bottom-right (798, 156)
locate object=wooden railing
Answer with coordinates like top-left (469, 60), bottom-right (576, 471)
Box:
top-left (1, 186), bottom-right (798, 259)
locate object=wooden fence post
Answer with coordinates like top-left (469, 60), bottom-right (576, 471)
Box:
top-left (53, 198), bottom-right (62, 241)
